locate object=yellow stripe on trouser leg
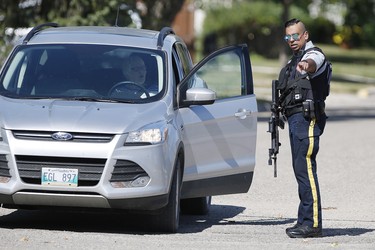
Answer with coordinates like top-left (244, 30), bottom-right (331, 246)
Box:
top-left (306, 118), bottom-right (319, 228)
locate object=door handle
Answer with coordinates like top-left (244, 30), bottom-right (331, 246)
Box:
top-left (234, 108), bottom-right (252, 119)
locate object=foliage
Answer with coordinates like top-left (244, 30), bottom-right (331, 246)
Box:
top-left (202, 1), bottom-right (281, 57)
top-left (333, 0), bottom-right (375, 48)
top-left (0, 0), bottom-right (184, 29)
top-left (0, 0), bottom-right (184, 62)
top-left (202, 1), bottom-right (335, 58)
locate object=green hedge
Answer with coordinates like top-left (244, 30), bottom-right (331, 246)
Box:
top-left (201, 1), bottom-right (336, 58)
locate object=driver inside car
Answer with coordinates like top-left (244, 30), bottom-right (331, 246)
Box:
top-left (107, 54), bottom-right (153, 99)
top-left (122, 55), bottom-right (147, 86)
top-left (108, 54), bottom-right (155, 99)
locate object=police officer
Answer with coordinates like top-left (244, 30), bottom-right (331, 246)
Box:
top-left (279, 18), bottom-right (327, 238)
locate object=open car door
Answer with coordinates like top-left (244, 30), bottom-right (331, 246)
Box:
top-left (178, 44), bottom-right (257, 199)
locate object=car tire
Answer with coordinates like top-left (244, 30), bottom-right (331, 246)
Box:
top-left (150, 158), bottom-right (182, 233)
top-left (181, 196), bottom-right (212, 215)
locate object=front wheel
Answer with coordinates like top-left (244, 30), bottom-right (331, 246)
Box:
top-left (150, 158), bottom-right (182, 233)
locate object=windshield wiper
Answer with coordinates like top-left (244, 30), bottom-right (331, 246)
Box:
top-left (2, 93), bottom-right (136, 103)
top-left (71, 97), bottom-right (135, 103)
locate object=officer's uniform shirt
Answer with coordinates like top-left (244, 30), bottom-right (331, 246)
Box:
top-left (300, 41), bottom-right (325, 78)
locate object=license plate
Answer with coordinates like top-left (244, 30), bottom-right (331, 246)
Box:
top-left (41, 168), bottom-right (78, 187)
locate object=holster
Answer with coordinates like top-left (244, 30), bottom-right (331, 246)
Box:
top-left (314, 101), bottom-right (326, 120)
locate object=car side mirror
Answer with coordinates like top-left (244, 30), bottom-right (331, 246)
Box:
top-left (182, 87), bottom-right (216, 107)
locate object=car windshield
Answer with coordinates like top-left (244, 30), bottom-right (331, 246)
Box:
top-left (0, 44), bottom-right (166, 103)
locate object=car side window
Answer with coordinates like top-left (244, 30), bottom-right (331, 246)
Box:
top-left (173, 43), bottom-right (209, 91)
top-left (194, 51), bottom-right (243, 99)
top-left (178, 45), bottom-right (252, 104)
top-left (173, 43), bottom-right (193, 77)
top-left (172, 49), bottom-right (184, 85)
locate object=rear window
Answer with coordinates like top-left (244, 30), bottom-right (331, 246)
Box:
top-left (0, 44), bottom-right (166, 103)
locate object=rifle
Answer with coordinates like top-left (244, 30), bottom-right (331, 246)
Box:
top-left (267, 80), bottom-right (285, 177)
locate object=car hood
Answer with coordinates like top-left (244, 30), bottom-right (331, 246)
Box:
top-left (0, 98), bottom-right (168, 134)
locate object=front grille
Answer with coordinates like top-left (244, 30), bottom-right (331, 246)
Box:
top-left (0, 154), bottom-right (11, 178)
top-left (12, 130), bottom-right (114, 143)
top-left (16, 155), bottom-right (106, 186)
top-left (110, 160), bottom-right (148, 182)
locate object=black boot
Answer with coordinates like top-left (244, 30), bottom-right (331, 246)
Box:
top-left (286, 225), bottom-right (322, 238)
top-left (285, 223), bottom-right (301, 234)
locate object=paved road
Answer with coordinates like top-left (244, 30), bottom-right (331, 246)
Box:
top-left (0, 93), bottom-right (374, 249)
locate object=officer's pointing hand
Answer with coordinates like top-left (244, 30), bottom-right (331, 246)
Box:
top-left (296, 59), bottom-right (317, 74)
top-left (296, 60), bottom-right (309, 73)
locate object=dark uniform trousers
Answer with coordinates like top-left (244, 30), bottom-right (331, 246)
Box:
top-left (287, 111), bottom-right (326, 228)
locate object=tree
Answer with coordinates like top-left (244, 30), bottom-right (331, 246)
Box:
top-left (295, 0), bottom-right (375, 48)
top-left (338, 0), bottom-right (375, 47)
top-left (1, 0), bottom-right (185, 28)
top-left (0, 0), bottom-right (185, 46)
top-left (279, 0), bottom-right (293, 65)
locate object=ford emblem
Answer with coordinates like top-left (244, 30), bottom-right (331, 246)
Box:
top-left (51, 132), bottom-right (73, 141)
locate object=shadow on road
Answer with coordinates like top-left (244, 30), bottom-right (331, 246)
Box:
top-left (0, 209), bottom-right (144, 234)
top-left (0, 205), bottom-right (293, 234)
top-left (0, 205), bottom-right (246, 234)
top-left (179, 205), bottom-right (295, 233)
top-left (324, 228), bottom-right (375, 237)
top-left (1, 206), bottom-right (372, 237)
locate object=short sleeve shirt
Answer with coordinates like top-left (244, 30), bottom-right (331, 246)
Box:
top-left (301, 41), bottom-right (326, 78)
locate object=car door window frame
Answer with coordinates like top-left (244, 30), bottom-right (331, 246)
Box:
top-left (177, 44), bottom-right (253, 106)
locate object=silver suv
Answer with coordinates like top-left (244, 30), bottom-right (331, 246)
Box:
top-left (0, 23), bottom-right (258, 232)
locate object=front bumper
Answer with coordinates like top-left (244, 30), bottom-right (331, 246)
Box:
top-left (0, 130), bottom-right (175, 211)
top-left (0, 191), bottom-right (169, 210)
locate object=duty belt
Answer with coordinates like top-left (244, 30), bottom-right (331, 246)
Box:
top-left (284, 105), bottom-right (303, 117)
top-left (284, 102), bottom-right (326, 118)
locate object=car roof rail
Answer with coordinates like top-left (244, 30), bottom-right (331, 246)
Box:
top-left (157, 27), bottom-right (175, 49)
top-left (23, 22), bottom-right (59, 44)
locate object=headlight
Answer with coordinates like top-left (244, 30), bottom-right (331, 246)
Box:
top-left (125, 122), bottom-right (168, 145)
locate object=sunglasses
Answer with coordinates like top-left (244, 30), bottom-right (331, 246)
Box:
top-left (284, 32), bottom-right (305, 42)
